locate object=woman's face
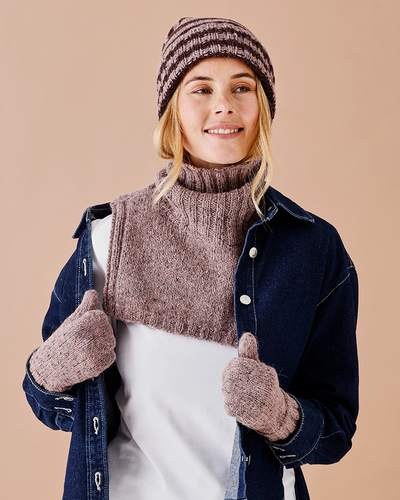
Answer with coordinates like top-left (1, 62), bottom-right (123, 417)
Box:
top-left (178, 57), bottom-right (259, 169)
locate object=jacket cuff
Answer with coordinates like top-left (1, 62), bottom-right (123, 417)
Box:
top-left (23, 353), bottom-right (76, 431)
top-left (266, 396), bottom-right (324, 467)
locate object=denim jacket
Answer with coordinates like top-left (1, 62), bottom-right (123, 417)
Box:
top-left (23, 187), bottom-right (358, 500)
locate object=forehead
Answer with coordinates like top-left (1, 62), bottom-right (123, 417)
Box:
top-left (182, 57), bottom-right (255, 81)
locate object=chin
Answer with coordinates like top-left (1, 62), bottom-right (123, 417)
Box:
top-left (206, 152), bottom-right (244, 166)
top-left (187, 147), bottom-right (248, 169)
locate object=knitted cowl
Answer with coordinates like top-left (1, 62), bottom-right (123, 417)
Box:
top-left (103, 159), bottom-right (261, 347)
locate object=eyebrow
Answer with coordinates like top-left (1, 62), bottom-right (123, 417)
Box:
top-left (184, 72), bottom-right (256, 86)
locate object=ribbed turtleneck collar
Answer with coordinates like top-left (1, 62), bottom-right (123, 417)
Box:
top-left (155, 158), bottom-right (261, 246)
top-left (175, 158), bottom-right (261, 194)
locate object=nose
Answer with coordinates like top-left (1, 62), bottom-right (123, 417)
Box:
top-left (213, 91), bottom-right (234, 115)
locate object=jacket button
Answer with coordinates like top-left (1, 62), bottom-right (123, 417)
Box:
top-left (249, 247), bottom-right (258, 258)
top-left (240, 294), bottom-right (251, 305)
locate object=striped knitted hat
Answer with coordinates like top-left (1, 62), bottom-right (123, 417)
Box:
top-left (157, 17), bottom-right (276, 120)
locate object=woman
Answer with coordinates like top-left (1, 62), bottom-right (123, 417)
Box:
top-left (23, 17), bottom-right (359, 500)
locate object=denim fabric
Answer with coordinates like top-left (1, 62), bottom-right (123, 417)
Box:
top-left (23, 188), bottom-right (359, 500)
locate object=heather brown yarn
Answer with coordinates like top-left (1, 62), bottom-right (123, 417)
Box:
top-left (29, 290), bottom-right (116, 393)
top-left (222, 333), bottom-right (300, 441)
top-left (103, 160), bottom-right (260, 347)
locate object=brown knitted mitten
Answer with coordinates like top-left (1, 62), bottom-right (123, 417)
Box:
top-left (29, 290), bottom-right (116, 393)
top-left (222, 332), bottom-right (300, 442)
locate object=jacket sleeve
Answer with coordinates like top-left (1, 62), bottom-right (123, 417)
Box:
top-left (267, 258), bottom-right (359, 468)
top-left (22, 248), bottom-right (84, 432)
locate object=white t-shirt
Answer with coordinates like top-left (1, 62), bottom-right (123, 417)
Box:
top-left (91, 215), bottom-right (295, 500)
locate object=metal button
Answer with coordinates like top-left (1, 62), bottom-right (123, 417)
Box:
top-left (249, 247), bottom-right (258, 258)
top-left (240, 294), bottom-right (251, 305)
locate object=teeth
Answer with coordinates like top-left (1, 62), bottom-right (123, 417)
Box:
top-left (207, 128), bottom-right (240, 134)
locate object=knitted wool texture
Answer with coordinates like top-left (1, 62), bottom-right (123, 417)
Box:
top-left (157, 17), bottom-right (276, 119)
top-left (222, 333), bottom-right (300, 442)
top-left (103, 160), bottom-right (260, 348)
top-left (29, 290), bottom-right (116, 393)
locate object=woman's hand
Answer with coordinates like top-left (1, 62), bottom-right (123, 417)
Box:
top-left (222, 332), bottom-right (300, 442)
top-left (29, 290), bottom-right (116, 393)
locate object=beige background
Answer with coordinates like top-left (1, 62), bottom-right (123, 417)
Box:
top-left (1, 1), bottom-right (399, 498)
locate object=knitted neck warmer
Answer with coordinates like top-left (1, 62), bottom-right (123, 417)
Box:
top-left (103, 159), bottom-right (260, 347)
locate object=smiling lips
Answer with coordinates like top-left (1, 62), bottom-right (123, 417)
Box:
top-left (205, 128), bottom-right (243, 135)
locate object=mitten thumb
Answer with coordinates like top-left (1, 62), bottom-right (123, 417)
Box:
top-left (238, 332), bottom-right (260, 362)
top-left (67, 289), bottom-right (99, 324)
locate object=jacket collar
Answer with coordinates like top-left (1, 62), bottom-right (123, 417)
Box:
top-left (73, 202), bottom-right (112, 239)
top-left (263, 187), bottom-right (315, 223)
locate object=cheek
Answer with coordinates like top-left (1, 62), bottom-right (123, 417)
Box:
top-left (249, 99), bottom-right (260, 121)
top-left (179, 98), bottom-right (204, 137)
top-left (237, 96), bottom-right (259, 131)
top-left (246, 102), bottom-right (260, 137)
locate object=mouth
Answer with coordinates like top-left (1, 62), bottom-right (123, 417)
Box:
top-left (205, 128), bottom-right (243, 135)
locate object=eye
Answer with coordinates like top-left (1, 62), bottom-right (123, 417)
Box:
top-left (192, 87), bottom-right (212, 95)
top-left (233, 85), bottom-right (252, 93)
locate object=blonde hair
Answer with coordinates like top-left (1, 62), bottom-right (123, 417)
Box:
top-left (153, 76), bottom-right (273, 217)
